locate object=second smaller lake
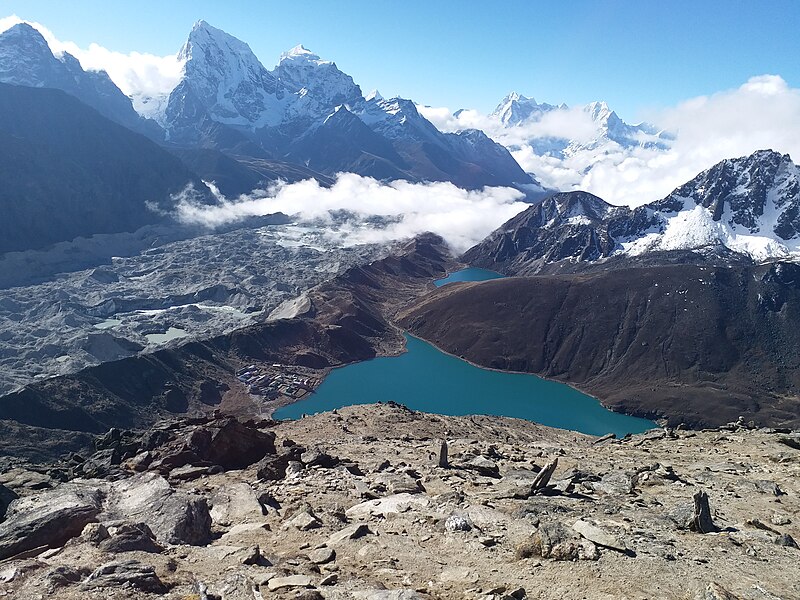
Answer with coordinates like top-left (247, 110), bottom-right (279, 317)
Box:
top-left (434, 267), bottom-right (504, 287)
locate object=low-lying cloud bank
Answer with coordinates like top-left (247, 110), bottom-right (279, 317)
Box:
top-left (175, 175), bottom-right (529, 253)
top-left (421, 75), bottom-right (800, 207)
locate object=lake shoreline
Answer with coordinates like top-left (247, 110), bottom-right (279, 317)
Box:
top-left (271, 329), bottom-right (656, 436)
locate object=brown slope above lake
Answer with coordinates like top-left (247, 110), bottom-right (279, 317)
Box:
top-left (397, 262), bottom-right (800, 429)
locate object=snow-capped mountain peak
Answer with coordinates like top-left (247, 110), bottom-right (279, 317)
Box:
top-left (273, 44), bottom-right (362, 113)
top-left (279, 44), bottom-right (321, 64)
top-left (490, 91), bottom-right (562, 126)
top-left (0, 23), bottom-right (70, 87)
top-left (165, 21), bottom-right (280, 133)
top-left (467, 150), bottom-right (800, 272)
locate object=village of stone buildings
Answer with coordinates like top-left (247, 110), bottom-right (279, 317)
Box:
top-left (236, 363), bottom-right (319, 401)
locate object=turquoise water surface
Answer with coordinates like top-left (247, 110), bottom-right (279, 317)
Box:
top-left (273, 334), bottom-right (655, 437)
top-left (434, 267), bottom-right (504, 286)
top-left (274, 268), bottom-right (656, 436)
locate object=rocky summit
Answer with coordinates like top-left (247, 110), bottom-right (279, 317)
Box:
top-left (0, 403), bottom-right (797, 599)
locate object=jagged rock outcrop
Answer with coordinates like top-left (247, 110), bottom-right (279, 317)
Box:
top-left (0, 483), bottom-right (103, 559)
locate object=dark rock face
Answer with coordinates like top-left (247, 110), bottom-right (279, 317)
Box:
top-left (0, 83), bottom-right (213, 253)
top-left (660, 149), bottom-right (800, 239)
top-left (0, 483), bottom-right (103, 560)
top-left (0, 24), bottom-right (155, 135)
top-left (463, 191), bottom-right (635, 274)
top-left (398, 262), bottom-right (800, 428)
top-left (0, 483), bottom-right (17, 521)
top-left (186, 417), bottom-right (276, 470)
top-left (98, 522), bottom-right (162, 554)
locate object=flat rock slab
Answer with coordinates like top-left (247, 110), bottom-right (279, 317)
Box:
top-left (345, 493), bottom-right (429, 519)
top-left (326, 523), bottom-right (371, 546)
top-left (572, 519), bottom-right (627, 552)
top-left (268, 574), bottom-right (313, 590)
top-left (307, 547), bottom-right (335, 564)
top-left (209, 483), bottom-right (265, 526)
top-left (288, 510), bottom-right (321, 530)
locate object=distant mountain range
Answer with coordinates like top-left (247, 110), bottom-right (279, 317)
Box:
top-left (0, 21), bottom-right (538, 193)
top-left (1, 18), bottom-right (800, 265)
top-left (0, 19), bottom-right (674, 199)
top-left (465, 149), bottom-right (800, 271)
top-left (487, 91), bottom-right (672, 158)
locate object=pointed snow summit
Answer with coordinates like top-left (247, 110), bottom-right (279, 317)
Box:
top-left (165, 19), bottom-right (279, 134)
top-left (274, 44), bottom-right (362, 112)
top-left (490, 91), bottom-right (565, 127)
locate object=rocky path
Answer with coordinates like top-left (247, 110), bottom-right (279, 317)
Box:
top-left (0, 404), bottom-right (798, 599)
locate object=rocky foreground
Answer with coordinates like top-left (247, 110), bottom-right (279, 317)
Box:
top-left (1, 403), bottom-right (798, 599)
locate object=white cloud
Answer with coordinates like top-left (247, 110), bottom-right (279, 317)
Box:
top-left (175, 174), bottom-right (529, 253)
top-left (0, 15), bottom-right (182, 99)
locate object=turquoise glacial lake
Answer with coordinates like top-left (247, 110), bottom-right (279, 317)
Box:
top-left (274, 268), bottom-right (656, 436)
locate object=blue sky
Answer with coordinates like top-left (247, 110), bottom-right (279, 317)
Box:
top-left (3, 0), bottom-right (800, 120)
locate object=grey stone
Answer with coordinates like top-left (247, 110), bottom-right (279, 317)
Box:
top-left (438, 440), bottom-right (449, 468)
top-left (771, 513), bottom-right (791, 526)
top-left (209, 483), bottom-right (265, 526)
top-left (572, 519), bottom-right (627, 552)
top-left (374, 473), bottom-right (423, 494)
top-left (774, 533), bottom-right (798, 548)
top-left (517, 521), bottom-right (585, 561)
top-left (44, 565), bottom-right (86, 592)
top-left (289, 510), bottom-right (322, 531)
top-left (444, 514), bottom-right (472, 532)
top-left (0, 482), bottom-right (103, 560)
top-left (532, 458), bottom-right (558, 490)
top-left (81, 560), bottom-right (166, 593)
top-left (267, 574), bottom-right (313, 590)
top-left (98, 522), bottom-right (162, 553)
top-left (690, 490), bottom-right (717, 534)
top-left (101, 472), bottom-right (211, 545)
top-left (308, 546), bottom-right (336, 564)
top-left (325, 523), bottom-right (370, 546)
top-left (753, 480), bottom-right (784, 496)
top-left (81, 522), bottom-right (109, 544)
top-left (319, 573), bottom-right (339, 586)
top-left (206, 573), bottom-right (260, 600)
top-left (591, 471), bottom-right (634, 495)
top-left (463, 455), bottom-right (500, 478)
